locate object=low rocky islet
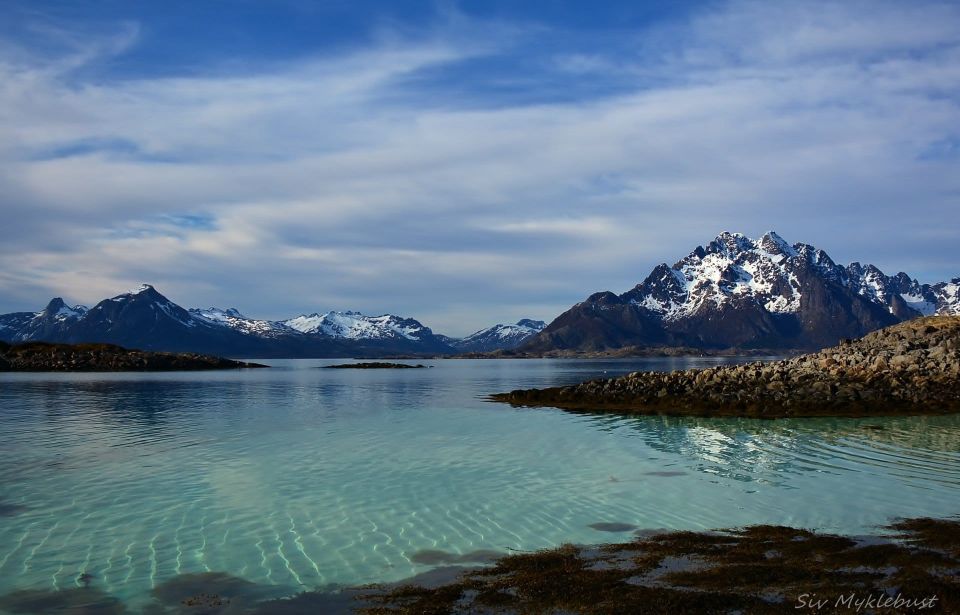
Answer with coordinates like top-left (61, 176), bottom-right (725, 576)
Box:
top-left (493, 316), bottom-right (960, 417)
top-left (0, 341), bottom-right (267, 372)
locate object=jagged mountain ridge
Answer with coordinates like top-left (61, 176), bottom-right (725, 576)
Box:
top-left (451, 319), bottom-right (546, 353)
top-left (522, 231), bottom-right (959, 353)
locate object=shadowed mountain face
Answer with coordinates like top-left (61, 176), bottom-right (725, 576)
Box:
top-left (522, 231), bottom-right (960, 353)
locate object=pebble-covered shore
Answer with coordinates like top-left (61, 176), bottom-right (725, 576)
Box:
top-left (493, 316), bottom-right (960, 417)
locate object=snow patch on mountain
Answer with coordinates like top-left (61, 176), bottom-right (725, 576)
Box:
top-left (934, 280), bottom-right (960, 315)
top-left (190, 307), bottom-right (291, 337)
top-left (53, 304), bottom-right (87, 320)
top-left (155, 300), bottom-right (197, 327)
top-left (899, 293), bottom-right (936, 316)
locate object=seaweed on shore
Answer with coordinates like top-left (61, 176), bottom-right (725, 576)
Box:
top-left (355, 517), bottom-right (960, 614)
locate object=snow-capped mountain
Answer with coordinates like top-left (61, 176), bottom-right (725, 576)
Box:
top-left (0, 285), bottom-right (454, 357)
top-left (282, 310), bottom-right (452, 352)
top-left (284, 311), bottom-right (434, 342)
top-left (186, 306), bottom-right (453, 353)
top-left (523, 231), bottom-right (959, 352)
top-left (452, 319), bottom-right (546, 353)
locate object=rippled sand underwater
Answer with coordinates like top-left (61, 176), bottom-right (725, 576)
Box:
top-left (1, 358), bottom-right (958, 611)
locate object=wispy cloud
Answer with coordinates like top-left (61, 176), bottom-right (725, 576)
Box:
top-left (0, 1), bottom-right (957, 335)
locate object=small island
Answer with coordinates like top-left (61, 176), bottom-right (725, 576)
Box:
top-left (492, 316), bottom-right (960, 418)
top-left (322, 362), bottom-right (427, 369)
top-left (0, 341), bottom-right (267, 372)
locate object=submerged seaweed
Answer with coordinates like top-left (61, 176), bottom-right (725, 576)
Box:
top-left (0, 587), bottom-right (126, 614)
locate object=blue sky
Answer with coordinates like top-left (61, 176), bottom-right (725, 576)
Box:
top-left (0, 0), bottom-right (958, 335)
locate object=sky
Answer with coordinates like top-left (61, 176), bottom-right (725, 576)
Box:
top-left (0, 0), bottom-right (958, 336)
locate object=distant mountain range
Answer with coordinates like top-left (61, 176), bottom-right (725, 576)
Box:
top-left (0, 285), bottom-right (544, 357)
top-left (2, 231), bottom-right (956, 357)
top-left (520, 231), bottom-right (959, 353)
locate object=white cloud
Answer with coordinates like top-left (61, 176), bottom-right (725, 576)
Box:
top-left (0, 1), bottom-right (958, 335)
top-left (479, 217), bottom-right (619, 236)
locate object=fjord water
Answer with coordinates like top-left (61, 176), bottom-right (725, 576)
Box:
top-left (1, 358), bottom-right (958, 608)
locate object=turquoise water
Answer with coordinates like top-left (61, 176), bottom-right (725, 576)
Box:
top-left (1, 358), bottom-right (958, 610)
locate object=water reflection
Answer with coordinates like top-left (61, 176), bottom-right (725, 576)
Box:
top-left (570, 411), bottom-right (960, 488)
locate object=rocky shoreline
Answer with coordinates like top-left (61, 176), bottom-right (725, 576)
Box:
top-left (492, 316), bottom-right (960, 418)
top-left (0, 341), bottom-right (267, 372)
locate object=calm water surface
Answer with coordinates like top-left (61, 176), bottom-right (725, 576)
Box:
top-left (1, 357), bottom-right (958, 609)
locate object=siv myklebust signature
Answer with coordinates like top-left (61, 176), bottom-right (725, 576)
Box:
top-left (796, 592), bottom-right (939, 611)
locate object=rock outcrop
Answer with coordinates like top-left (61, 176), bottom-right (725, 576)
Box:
top-left (0, 341), bottom-right (267, 372)
top-left (493, 316), bottom-right (960, 417)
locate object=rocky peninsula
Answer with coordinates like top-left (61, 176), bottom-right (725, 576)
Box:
top-left (0, 341), bottom-right (267, 372)
top-left (492, 316), bottom-right (960, 418)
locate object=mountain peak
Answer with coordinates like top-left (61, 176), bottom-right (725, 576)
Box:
top-left (717, 231), bottom-right (746, 239)
top-left (756, 231), bottom-right (797, 258)
top-left (707, 231), bottom-right (753, 256)
top-left (44, 297), bottom-right (67, 312)
top-left (39, 297), bottom-right (86, 320)
top-left (113, 284), bottom-right (162, 301)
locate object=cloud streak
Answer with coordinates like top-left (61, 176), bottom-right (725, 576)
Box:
top-left (0, 1), bottom-right (958, 335)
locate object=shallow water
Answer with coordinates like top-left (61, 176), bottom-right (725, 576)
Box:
top-left (0, 357), bottom-right (958, 609)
